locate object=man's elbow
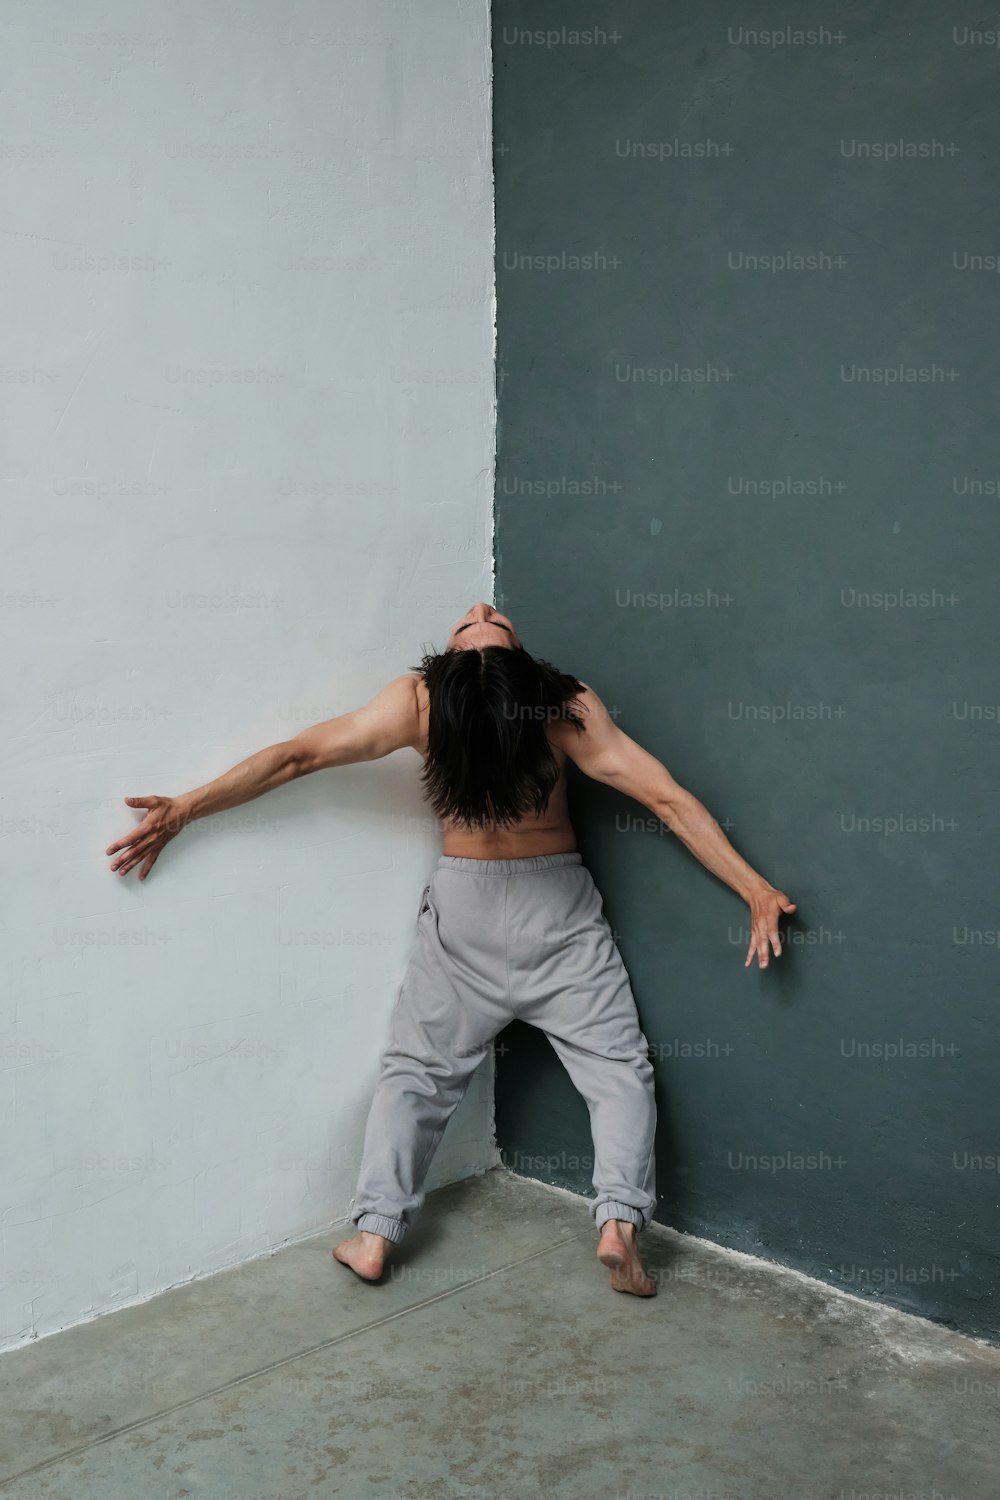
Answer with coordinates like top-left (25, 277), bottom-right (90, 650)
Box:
top-left (281, 737), bottom-right (312, 779)
top-left (285, 729), bottom-right (347, 778)
top-left (646, 775), bottom-right (689, 827)
top-left (602, 755), bottom-right (686, 825)
top-left (288, 725), bottom-right (381, 777)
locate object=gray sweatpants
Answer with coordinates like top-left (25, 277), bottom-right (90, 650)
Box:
top-left (349, 851), bottom-right (658, 1244)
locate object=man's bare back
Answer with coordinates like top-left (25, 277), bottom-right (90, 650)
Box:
top-left (410, 673), bottom-right (577, 859)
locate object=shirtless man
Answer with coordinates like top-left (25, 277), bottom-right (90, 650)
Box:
top-left (106, 601), bottom-right (795, 1297)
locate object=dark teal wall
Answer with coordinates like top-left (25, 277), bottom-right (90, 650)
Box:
top-left (492, 1), bottom-right (1000, 1339)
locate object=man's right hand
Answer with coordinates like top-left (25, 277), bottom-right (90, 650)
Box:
top-left (106, 794), bottom-right (189, 881)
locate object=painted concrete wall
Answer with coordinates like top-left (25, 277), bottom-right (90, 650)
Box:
top-left (492, 0), bottom-right (1000, 1340)
top-left (1, 0), bottom-right (496, 1348)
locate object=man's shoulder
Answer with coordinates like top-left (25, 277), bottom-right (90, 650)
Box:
top-left (551, 679), bottom-right (599, 723)
top-left (402, 672), bottom-right (429, 729)
top-left (544, 680), bottom-right (597, 753)
top-left (360, 673), bottom-right (424, 748)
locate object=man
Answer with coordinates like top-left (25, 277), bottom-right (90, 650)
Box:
top-left (106, 601), bottom-right (795, 1298)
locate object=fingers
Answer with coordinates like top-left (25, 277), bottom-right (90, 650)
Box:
top-left (756, 924), bottom-right (770, 969)
top-left (107, 829), bottom-right (146, 856)
top-left (106, 798), bottom-right (157, 856)
top-left (745, 915), bottom-right (785, 968)
top-left (112, 848), bottom-right (146, 876)
top-left (110, 832), bottom-right (159, 872)
top-left (110, 840), bottom-right (146, 870)
top-left (745, 926), bottom-right (767, 968)
top-left (743, 891), bottom-right (798, 969)
top-left (116, 844), bottom-right (160, 878)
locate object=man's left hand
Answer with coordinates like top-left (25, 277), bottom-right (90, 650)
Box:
top-left (744, 885), bottom-right (797, 970)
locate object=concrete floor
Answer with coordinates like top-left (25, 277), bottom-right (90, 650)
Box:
top-left (1, 1168), bottom-right (998, 1500)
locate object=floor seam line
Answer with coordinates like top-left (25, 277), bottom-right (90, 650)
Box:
top-left (0, 1230), bottom-right (591, 1490)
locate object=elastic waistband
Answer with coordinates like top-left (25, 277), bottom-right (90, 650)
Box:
top-left (436, 851), bottom-right (583, 876)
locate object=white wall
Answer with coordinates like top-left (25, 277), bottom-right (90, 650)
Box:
top-left (1, 0), bottom-right (497, 1348)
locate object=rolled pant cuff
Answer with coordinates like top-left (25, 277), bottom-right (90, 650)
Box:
top-left (594, 1202), bottom-right (646, 1232)
top-left (355, 1211), bottom-right (407, 1244)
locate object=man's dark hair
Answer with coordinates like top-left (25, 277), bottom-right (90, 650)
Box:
top-left (409, 643), bottom-right (587, 829)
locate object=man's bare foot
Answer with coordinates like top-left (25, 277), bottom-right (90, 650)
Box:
top-left (332, 1229), bottom-right (394, 1281)
top-left (596, 1218), bottom-right (657, 1297)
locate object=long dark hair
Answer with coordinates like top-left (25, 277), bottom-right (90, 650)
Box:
top-left (409, 643), bottom-right (587, 829)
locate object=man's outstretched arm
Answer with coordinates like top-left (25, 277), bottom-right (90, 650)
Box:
top-left (552, 683), bottom-right (796, 970)
top-left (105, 674), bottom-right (421, 881)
